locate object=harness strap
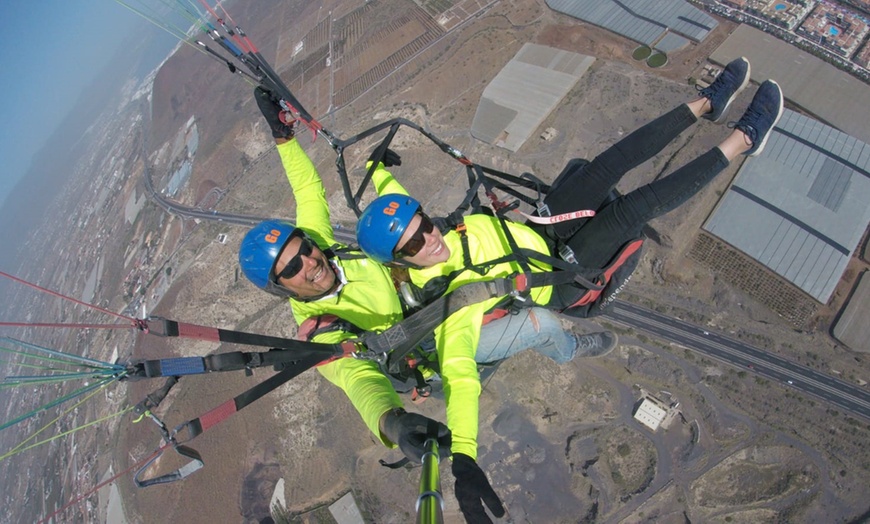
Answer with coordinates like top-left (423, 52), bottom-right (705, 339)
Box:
top-left (134, 444), bottom-right (204, 488)
top-left (131, 345), bottom-right (342, 488)
top-left (171, 352), bottom-right (327, 443)
top-left (567, 238), bottom-right (645, 308)
top-left (363, 277), bottom-right (518, 374)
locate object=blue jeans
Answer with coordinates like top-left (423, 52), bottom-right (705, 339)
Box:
top-left (475, 307), bottom-right (576, 364)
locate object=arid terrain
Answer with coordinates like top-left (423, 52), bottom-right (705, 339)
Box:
top-left (2, 1), bottom-right (869, 523)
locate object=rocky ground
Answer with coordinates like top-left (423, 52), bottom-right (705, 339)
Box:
top-left (4, 1), bottom-right (868, 523)
top-left (115, 1), bottom-right (869, 522)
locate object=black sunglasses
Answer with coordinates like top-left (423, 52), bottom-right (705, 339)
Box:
top-left (274, 235), bottom-right (315, 281)
top-left (395, 213), bottom-right (434, 259)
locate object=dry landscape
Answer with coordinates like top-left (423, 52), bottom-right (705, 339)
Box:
top-left (2, 1), bottom-right (869, 523)
top-left (120, 0), bottom-right (870, 522)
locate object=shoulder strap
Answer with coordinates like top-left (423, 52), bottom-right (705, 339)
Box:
top-left (325, 244), bottom-right (369, 260)
top-left (296, 314), bottom-right (364, 342)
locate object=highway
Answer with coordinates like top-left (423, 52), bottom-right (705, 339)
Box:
top-left (141, 150), bottom-right (870, 422)
top-left (146, 165), bottom-right (870, 423)
top-left (141, 162), bottom-right (357, 244)
top-left (145, 168), bottom-right (870, 423)
top-left (606, 301), bottom-right (870, 421)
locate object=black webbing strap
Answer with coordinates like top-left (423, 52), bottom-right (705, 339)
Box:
top-left (363, 278), bottom-right (517, 374)
top-left (125, 344), bottom-right (349, 379)
top-left (143, 317), bottom-right (345, 351)
top-left (134, 444), bottom-right (204, 487)
top-left (512, 248), bottom-right (605, 291)
top-left (132, 318), bottom-right (358, 378)
top-left (171, 352), bottom-right (327, 443)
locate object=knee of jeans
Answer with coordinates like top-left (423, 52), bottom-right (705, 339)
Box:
top-left (544, 329), bottom-right (577, 364)
top-left (554, 336), bottom-right (578, 364)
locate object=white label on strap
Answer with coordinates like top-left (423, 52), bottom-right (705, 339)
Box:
top-left (515, 209), bottom-right (596, 224)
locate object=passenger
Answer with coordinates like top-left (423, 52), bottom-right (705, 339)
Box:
top-left (357, 58), bottom-right (779, 319)
top-left (355, 59), bottom-right (781, 521)
top-left (239, 87), bottom-right (613, 523)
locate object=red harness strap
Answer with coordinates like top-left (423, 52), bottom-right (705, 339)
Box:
top-left (567, 239), bottom-right (644, 308)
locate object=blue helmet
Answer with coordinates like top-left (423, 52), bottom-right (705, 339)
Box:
top-left (356, 194), bottom-right (420, 264)
top-left (239, 220), bottom-right (299, 298)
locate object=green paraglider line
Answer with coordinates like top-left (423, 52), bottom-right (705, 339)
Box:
top-left (2, 370), bottom-right (122, 386)
top-left (0, 337), bottom-right (123, 371)
top-left (3, 407), bottom-right (135, 461)
top-left (0, 358), bottom-right (90, 374)
top-left (0, 376), bottom-right (118, 433)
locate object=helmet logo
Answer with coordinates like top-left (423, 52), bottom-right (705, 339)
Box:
top-left (265, 229), bottom-right (282, 243)
top-left (383, 201), bottom-right (400, 216)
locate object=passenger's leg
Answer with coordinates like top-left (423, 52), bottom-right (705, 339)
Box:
top-left (545, 104), bottom-right (698, 237)
top-left (546, 57), bottom-right (751, 240)
top-left (475, 308), bottom-right (618, 364)
top-left (475, 308), bottom-right (576, 364)
top-left (566, 79), bottom-right (784, 269)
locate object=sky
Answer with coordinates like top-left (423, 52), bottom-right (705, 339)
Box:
top-left (0, 2), bottom-right (150, 209)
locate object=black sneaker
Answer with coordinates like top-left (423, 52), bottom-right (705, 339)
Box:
top-left (575, 331), bottom-right (618, 358)
top-left (733, 79), bottom-right (784, 157)
top-left (698, 57), bottom-right (751, 123)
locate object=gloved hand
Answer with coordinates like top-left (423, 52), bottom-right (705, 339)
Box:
top-left (254, 87), bottom-right (295, 139)
top-left (452, 453), bottom-right (505, 524)
top-left (381, 408), bottom-right (451, 463)
top-left (369, 147), bottom-right (402, 167)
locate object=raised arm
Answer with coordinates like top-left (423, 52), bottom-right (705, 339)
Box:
top-left (255, 87), bottom-right (336, 246)
top-left (368, 148), bottom-right (409, 197)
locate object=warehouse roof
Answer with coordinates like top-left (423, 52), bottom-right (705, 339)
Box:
top-left (703, 109), bottom-right (870, 303)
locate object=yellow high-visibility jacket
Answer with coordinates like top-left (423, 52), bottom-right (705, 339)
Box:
top-left (278, 140), bottom-right (485, 459)
top-left (366, 163), bottom-right (556, 458)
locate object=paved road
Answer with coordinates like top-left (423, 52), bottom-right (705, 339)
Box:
top-left (146, 165), bottom-right (870, 424)
top-left (145, 166), bottom-right (870, 424)
top-left (142, 163), bottom-right (357, 244)
top-left (605, 301), bottom-right (870, 421)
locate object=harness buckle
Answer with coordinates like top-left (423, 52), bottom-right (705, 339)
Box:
top-left (558, 244), bottom-right (578, 264)
top-left (142, 317), bottom-right (172, 337)
top-left (399, 281), bottom-right (423, 309)
top-left (352, 348), bottom-right (388, 365)
top-left (536, 201), bottom-right (551, 217)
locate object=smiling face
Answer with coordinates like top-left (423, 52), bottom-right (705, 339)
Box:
top-left (273, 235), bottom-right (338, 298)
top-left (394, 213), bottom-right (451, 267)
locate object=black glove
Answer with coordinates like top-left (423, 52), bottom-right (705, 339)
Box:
top-left (369, 147), bottom-right (402, 167)
top-left (381, 408), bottom-right (451, 463)
top-left (452, 453), bottom-right (505, 524)
top-left (254, 87), bottom-right (295, 139)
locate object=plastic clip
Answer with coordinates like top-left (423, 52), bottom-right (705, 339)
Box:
top-left (559, 244), bottom-right (578, 264)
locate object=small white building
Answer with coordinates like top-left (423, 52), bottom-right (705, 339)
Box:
top-left (634, 397), bottom-right (668, 431)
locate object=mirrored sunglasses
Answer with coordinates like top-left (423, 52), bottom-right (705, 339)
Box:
top-left (395, 213), bottom-right (434, 259)
top-left (274, 235), bottom-right (315, 280)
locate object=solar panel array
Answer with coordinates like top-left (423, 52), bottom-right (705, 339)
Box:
top-left (546, 0), bottom-right (718, 51)
top-left (471, 44), bottom-right (594, 152)
top-left (703, 109), bottom-right (870, 303)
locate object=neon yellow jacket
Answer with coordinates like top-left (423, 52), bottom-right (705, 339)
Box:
top-left (367, 165), bottom-right (555, 459)
top-left (277, 139), bottom-right (404, 446)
